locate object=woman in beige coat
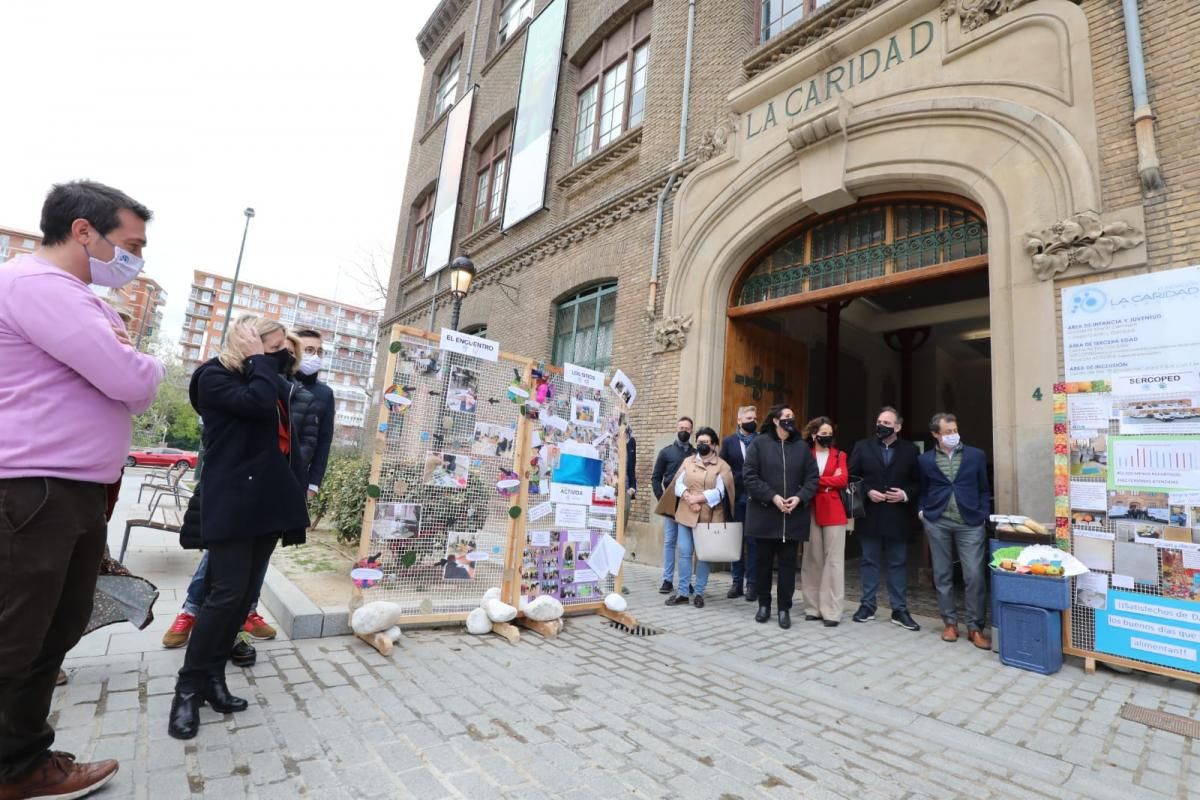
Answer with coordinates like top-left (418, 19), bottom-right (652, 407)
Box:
top-left (654, 427), bottom-right (735, 608)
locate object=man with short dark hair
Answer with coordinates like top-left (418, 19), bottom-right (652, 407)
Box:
top-left (651, 416), bottom-right (694, 594)
top-left (720, 405), bottom-right (759, 600)
top-left (164, 330), bottom-right (334, 649)
top-left (0, 181), bottom-right (164, 798)
top-left (919, 412), bottom-right (992, 648)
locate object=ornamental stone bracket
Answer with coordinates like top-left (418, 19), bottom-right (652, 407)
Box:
top-left (786, 98), bottom-right (851, 153)
top-left (1023, 210), bottom-right (1145, 281)
top-left (653, 315), bottom-right (693, 353)
top-left (695, 114), bottom-right (740, 163)
top-left (940, 0), bottom-right (1036, 32)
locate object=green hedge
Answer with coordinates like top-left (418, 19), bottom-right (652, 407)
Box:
top-left (312, 454), bottom-right (371, 545)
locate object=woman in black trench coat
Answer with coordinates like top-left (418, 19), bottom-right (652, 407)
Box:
top-left (743, 404), bottom-right (820, 629)
top-left (169, 316), bottom-right (310, 739)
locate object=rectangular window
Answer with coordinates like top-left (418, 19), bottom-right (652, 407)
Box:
top-left (597, 61), bottom-right (628, 148)
top-left (409, 192), bottom-right (435, 272)
top-left (629, 43), bottom-right (650, 128)
top-left (474, 169), bottom-right (491, 229)
top-left (221, 280), bottom-right (232, 290)
top-left (498, 0), bottom-right (534, 45)
top-left (472, 126), bottom-right (511, 229)
top-left (204, 277), bottom-right (215, 288)
top-left (489, 155), bottom-right (506, 220)
top-left (552, 283), bottom-right (617, 372)
top-left (434, 49), bottom-right (461, 117)
top-left (574, 83), bottom-right (599, 163)
top-left (761, 0), bottom-right (830, 42)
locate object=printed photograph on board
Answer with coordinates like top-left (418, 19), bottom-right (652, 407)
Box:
top-left (373, 502), bottom-right (421, 540)
top-left (1117, 398), bottom-right (1200, 435)
top-left (442, 531), bottom-right (478, 581)
top-left (398, 343), bottom-right (439, 376)
top-left (445, 365), bottom-right (478, 413)
top-left (471, 422), bottom-right (516, 458)
top-left (1161, 549), bottom-right (1200, 602)
top-left (570, 398), bottom-right (600, 428)
top-left (1071, 510), bottom-right (1107, 527)
top-left (1069, 434), bottom-right (1107, 478)
top-left (421, 451), bottom-right (470, 489)
top-left (1108, 490), bottom-right (1170, 524)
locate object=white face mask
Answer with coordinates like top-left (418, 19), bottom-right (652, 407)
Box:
top-left (86, 236), bottom-right (144, 288)
top-left (941, 433), bottom-right (961, 448)
top-left (298, 354), bottom-right (322, 376)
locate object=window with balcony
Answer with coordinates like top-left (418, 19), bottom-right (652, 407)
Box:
top-left (473, 124), bottom-right (511, 229)
top-left (204, 277), bottom-right (215, 288)
top-left (552, 283), bottom-right (617, 372)
top-left (433, 47), bottom-right (461, 118)
top-left (573, 7), bottom-right (652, 164)
top-left (760, 0), bottom-right (832, 43)
top-left (408, 191), bottom-right (436, 273)
top-left (221, 280), bottom-right (232, 290)
top-left (498, 0), bottom-right (534, 46)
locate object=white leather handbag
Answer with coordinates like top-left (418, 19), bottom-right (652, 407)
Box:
top-left (693, 522), bottom-right (744, 563)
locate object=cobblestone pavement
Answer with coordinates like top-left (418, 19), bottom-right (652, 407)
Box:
top-left (56, 526), bottom-right (1200, 800)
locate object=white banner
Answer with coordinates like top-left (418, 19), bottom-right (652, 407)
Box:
top-left (425, 88), bottom-right (475, 276)
top-left (439, 328), bottom-right (500, 362)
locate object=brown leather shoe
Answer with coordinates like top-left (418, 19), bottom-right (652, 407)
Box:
top-left (0, 751), bottom-right (118, 800)
top-left (969, 629), bottom-right (992, 650)
top-left (941, 623), bottom-right (959, 642)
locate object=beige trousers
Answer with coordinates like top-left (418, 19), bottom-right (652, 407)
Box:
top-left (801, 511), bottom-right (847, 621)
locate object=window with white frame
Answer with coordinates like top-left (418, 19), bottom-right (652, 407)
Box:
top-left (433, 47), bottom-right (461, 117)
top-left (760, 0), bottom-right (832, 43)
top-left (573, 7), bottom-right (652, 164)
top-left (473, 124), bottom-right (511, 229)
top-left (498, 0), bottom-right (534, 46)
top-left (552, 283), bottom-right (617, 372)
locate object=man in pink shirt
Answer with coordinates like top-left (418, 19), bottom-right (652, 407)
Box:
top-left (0, 181), bottom-right (165, 800)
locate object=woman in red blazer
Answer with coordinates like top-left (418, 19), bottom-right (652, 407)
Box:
top-left (801, 417), bottom-right (849, 626)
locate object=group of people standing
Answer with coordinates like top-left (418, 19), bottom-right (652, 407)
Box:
top-left (650, 403), bottom-right (993, 647)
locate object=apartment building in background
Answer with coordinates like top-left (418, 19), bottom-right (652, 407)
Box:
top-left (0, 225), bottom-right (41, 261)
top-left (104, 275), bottom-right (167, 346)
top-left (180, 269), bottom-right (380, 445)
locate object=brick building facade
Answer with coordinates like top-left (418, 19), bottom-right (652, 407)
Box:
top-left (380, 0), bottom-right (1198, 565)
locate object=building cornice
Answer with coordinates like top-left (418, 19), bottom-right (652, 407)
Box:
top-left (744, 0), bottom-right (888, 79)
top-left (417, 0), bottom-right (472, 60)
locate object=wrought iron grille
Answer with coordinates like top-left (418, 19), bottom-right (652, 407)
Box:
top-left (736, 202), bottom-right (987, 306)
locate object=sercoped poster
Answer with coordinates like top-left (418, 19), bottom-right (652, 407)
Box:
top-left (518, 530), bottom-right (604, 603)
top-left (1061, 266), bottom-right (1200, 383)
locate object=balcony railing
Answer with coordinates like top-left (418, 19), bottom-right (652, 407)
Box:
top-left (335, 412), bottom-right (365, 427)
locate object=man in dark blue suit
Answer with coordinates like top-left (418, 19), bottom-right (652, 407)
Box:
top-left (918, 412), bottom-right (992, 650)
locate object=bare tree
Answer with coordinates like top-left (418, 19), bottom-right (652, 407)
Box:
top-left (345, 247), bottom-right (391, 309)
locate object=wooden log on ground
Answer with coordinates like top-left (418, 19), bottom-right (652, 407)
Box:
top-left (357, 631), bottom-right (394, 656)
top-left (517, 617), bottom-right (563, 639)
top-left (598, 607), bottom-right (639, 629)
top-left (491, 622), bottom-right (520, 644)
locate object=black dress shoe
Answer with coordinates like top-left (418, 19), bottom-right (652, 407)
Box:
top-left (658, 580), bottom-right (673, 595)
top-left (168, 691), bottom-right (202, 740)
top-left (692, 594), bottom-right (705, 608)
top-left (665, 593), bottom-right (690, 606)
top-left (230, 634), bottom-right (256, 668)
top-left (804, 614), bottom-right (822, 622)
top-left (755, 605), bottom-right (770, 623)
top-left (204, 676), bottom-right (248, 713)
top-left (778, 610), bottom-right (791, 629)
top-left (823, 620), bottom-right (839, 628)
top-left (745, 586), bottom-right (758, 603)
top-left (726, 585), bottom-right (744, 599)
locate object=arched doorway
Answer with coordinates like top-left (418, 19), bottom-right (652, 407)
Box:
top-left (721, 192), bottom-right (991, 458)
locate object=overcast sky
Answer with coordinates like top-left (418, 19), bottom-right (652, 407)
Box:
top-left (0, 0), bottom-right (442, 342)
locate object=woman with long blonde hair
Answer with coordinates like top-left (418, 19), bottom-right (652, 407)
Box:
top-left (169, 315), bottom-right (309, 739)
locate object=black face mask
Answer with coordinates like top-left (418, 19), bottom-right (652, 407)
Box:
top-left (780, 418), bottom-right (797, 434)
top-left (268, 349), bottom-right (295, 374)
top-left (696, 442), bottom-right (712, 456)
top-left (740, 421), bottom-right (757, 434)
top-left (876, 424), bottom-right (894, 439)
top-left (677, 431), bottom-right (691, 444)
top-left (815, 435), bottom-right (833, 448)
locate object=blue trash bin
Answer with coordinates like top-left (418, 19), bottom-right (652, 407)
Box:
top-left (998, 602), bottom-right (1063, 674)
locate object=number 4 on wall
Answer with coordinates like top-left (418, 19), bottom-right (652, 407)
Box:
top-left (1032, 387), bottom-right (1043, 402)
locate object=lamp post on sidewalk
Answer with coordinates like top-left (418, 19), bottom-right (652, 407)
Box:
top-left (447, 255), bottom-right (476, 331)
top-left (219, 207), bottom-right (256, 346)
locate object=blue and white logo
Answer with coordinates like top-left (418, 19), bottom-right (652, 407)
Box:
top-left (1070, 287), bottom-right (1107, 314)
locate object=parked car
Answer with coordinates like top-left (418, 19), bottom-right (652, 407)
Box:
top-left (126, 447), bottom-right (197, 469)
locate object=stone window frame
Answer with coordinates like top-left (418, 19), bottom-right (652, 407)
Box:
top-left (407, 190), bottom-right (437, 274)
top-left (472, 122), bottom-right (513, 231)
top-left (552, 282), bottom-right (618, 372)
top-left (572, 7), bottom-right (653, 166)
top-left (760, 0), bottom-right (834, 43)
top-left (432, 46), bottom-right (462, 120)
top-left (497, 0), bottom-right (535, 47)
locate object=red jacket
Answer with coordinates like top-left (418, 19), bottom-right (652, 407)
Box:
top-left (811, 447), bottom-right (849, 526)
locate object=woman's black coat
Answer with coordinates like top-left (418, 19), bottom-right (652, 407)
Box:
top-left (742, 426), bottom-right (820, 542)
top-left (179, 355), bottom-right (311, 549)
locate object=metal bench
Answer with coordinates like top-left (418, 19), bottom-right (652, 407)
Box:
top-left (118, 507), bottom-right (184, 562)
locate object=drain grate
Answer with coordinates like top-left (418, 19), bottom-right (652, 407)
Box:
top-left (608, 620), bottom-right (662, 636)
top-left (1119, 703), bottom-right (1200, 738)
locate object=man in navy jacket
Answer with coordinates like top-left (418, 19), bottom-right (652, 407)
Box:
top-left (918, 412), bottom-right (992, 649)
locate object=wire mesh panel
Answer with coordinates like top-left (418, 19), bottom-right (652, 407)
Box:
top-left (518, 364), bottom-right (627, 612)
top-left (1058, 383), bottom-right (1200, 684)
top-left (356, 326), bottom-right (532, 623)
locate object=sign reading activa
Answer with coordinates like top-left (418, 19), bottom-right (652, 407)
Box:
top-left (746, 20), bottom-right (935, 140)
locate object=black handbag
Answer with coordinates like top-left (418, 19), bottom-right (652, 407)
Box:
top-left (841, 477), bottom-right (866, 519)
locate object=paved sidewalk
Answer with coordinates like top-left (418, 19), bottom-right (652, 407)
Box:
top-left (52, 479), bottom-right (1200, 798)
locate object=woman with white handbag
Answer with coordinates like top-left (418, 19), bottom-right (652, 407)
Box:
top-left (653, 427), bottom-right (736, 609)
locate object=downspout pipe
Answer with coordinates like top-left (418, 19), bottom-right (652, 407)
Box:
top-left (1120, 0), bottom-right (1164, 192)
top-left (428, 0), bottom-right (485, 331)
top-left (648, 0), bottom-right (696, 316)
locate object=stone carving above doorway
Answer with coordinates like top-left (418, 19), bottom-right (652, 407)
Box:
top-left (1023, 211), bottom-right (1145, 281)
top-left (653, 315), bottom-right (693, 353)
top-left (940, 0), bottom-right (1036, 32)
top-left (695, 114), bottom-right (739, 163)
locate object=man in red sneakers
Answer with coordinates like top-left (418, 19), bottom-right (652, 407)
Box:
top-left (0, 181), bottom-right (164, 799)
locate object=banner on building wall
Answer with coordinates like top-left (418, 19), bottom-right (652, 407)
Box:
top-left (425, 87), bottom-right (476, 278)
top-left (1060, 265), bottom-right (1200, 383)
top-left (502, 0), bottom-right (568, 232)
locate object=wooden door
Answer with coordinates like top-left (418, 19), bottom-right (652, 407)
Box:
top-left (720, 317), bottom-right (807, 435)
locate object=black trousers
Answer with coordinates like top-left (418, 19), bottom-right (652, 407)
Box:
top-left (0, 478), bottom-right (106, 783)
top-left (178, 533), bottom-right (278, 691)
top-left (754, 538), bottom-right (800, 612)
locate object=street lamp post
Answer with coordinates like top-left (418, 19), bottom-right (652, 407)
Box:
top-left (447, 255), bottom-right (476, 331)
top-left (219, 207), bottom-right (256, 346)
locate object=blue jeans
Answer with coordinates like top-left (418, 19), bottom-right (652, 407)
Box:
top-left (859, 533), bottom-right (908, 613)
top-left (661, 516), bottom-right (680, 583)
top-left (729, 497), bottom-right (757, 587)
top-left (183, 550), bottom-right (270, 617)
top-left (675, 524), bottom-right (710, 597)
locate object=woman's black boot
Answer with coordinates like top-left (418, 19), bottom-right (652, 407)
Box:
top-left (168, 690), bottom-right (202, 739)
top-left (204, 675), bottom-right (248, 713)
